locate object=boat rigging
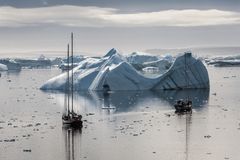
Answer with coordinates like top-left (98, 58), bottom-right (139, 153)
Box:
top-left (62, 33), bottom-right (83, 128)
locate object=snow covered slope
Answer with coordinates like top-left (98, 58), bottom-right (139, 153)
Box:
top-left (41, 49), bottom-right (209, 91)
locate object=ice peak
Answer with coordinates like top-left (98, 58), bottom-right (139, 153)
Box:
top-left (104, 48), bottom-right (119, 57)
top-left (184, 51), bottom-right (192, 57)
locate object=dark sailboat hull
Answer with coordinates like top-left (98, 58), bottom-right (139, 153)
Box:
top-left (62, 115), bottom-right (83, 127)
top-left (174, 100), bottom-right (192, 113)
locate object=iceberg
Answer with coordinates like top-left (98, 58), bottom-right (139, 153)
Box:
top-left (51, 57), bottom-right (63, 66)
top-left (205, 54), bottom-right (240, 67)
top-left (59, 55), bottom-right (87, 70)
top-left (41, 49), bottom-right (209, 91)
top-left (207, 60), bottom-right (240, 67)
top-left (13, 55), bottom-right (52, 68)
top-left (15, 58), bottom-right (51, 68)
top-left (0, 59), bottom-right (21, 71)
top-left (126, 52), bottom-right (160, 64)
top-left (0, 63), bottom-right (8, 71)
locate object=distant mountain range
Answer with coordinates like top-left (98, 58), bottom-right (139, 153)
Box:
top-left (145, 46), bottom-right (240, 57)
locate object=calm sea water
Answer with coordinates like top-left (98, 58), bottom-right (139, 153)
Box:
top-left (0, 66), bottom-right (240, 160)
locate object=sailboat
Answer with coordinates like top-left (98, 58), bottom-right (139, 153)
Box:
top-left (174, 99), bottom-right (192, 113)
top-left (174, 52), bottom-right (192, 113)
top-left (62, 33), bottom-right (83, 127)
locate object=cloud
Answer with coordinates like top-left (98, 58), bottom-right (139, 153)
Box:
top-left (0, 5), bottom-right (240, 27)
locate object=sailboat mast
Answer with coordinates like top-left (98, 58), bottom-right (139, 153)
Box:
top-left (185, 114), bottom-right (190, 160)
top-left (184, 53), bottom-right (190, 101)
top-left (71, 32), bottom-right (74, 113)
top-left (184, 53), bottom-right (187, 88)
top-left (67, 44), bottom-right (70, 116)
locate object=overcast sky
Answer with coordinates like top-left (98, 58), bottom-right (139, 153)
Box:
top-left (0, 0), bottom-right (240, 57)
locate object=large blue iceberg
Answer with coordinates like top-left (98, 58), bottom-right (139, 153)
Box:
top-left (40, 49), bottom-right (209, 91)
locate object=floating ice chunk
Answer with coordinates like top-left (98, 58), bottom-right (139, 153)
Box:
top-left (205, 54), bottom-right (240, 67)
top-left (142, 67), bottom-right (159, 73)
top-left (207, 59), bottom-right (240, 67)
top-left (15, 58), bottom-right (51, 68)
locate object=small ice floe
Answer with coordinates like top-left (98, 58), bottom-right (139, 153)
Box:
top-left (86, 113), bottom-right (95, 116)
top-left (164, 113), bottom-right (171, 117)
top-left (4, 139), bottom-right (15, 142)
top-left (204, 135), bottom-right (211, 138)
top-left (35, 123), bottom-right (41, 126)
top-left (22, 134), bottom-right (31, 138)
top-left (33, 128), bottom-right (39, 131)
top-left (22, 124), bottom-right (33, 128)
top-left (222, 108), bottom-right (228, 111)
top-left (49, 126), bottom-right (55, 129)
top-left (212, 92), bottom-right (217, 96)
top-left (23, 149), bottom-right (31, 152)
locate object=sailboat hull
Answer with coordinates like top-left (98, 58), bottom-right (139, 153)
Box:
top-left (174, 100), bottom-right (192, 113)
top-left (62, 115), bottom-right (83, 127)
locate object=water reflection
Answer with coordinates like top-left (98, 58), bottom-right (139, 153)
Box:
top-left (88, 89), bottom-right (209, 112)
top-left (6, 70), bottom-right (21, 75)
top-left (176, 112), bottom-right (192, 160)
top-left (185, 114), bottom-right (192, 160)
top-left (44, 89), bottom-right (209, 115)
top-left (62, 126), bottom-right (82, 160)
top-left (153, 89), bottom-right (210, 110)
top-left (0, 70), bottom-right (21, 76)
